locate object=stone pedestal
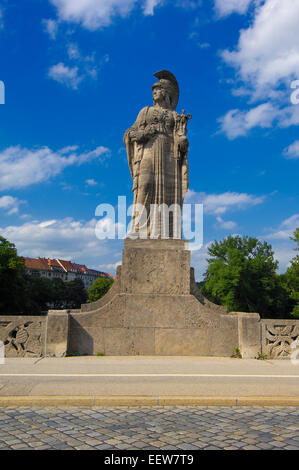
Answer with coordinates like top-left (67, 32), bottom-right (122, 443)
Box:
top-left (65, 239), bottom-right (261, 357)
top-left (121, 239), bottom-right (190, 295)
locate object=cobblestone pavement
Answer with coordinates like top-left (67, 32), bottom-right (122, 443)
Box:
top-left (0, 406), bottom-right (298, 450)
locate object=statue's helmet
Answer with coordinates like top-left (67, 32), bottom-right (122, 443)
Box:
top-left (152, 70), bottom-right (179, 110)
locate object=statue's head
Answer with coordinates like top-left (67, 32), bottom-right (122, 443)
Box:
top-left (152, 70), bottom-right (179, 110)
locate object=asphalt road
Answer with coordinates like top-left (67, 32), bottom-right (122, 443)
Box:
top-left (0, 356), bottom-right (298, 398)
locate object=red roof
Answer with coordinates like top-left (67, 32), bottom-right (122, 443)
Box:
top-left (23, 257), bottom-right (50, 270)
top-left (23, 257), bottom-right (112, 278)
top-left (47, 259), bottom-right (61, 268)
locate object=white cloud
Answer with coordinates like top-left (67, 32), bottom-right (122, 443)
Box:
top-left (266, 214), bottom-right (299, 240)
top-left (66, 42), bottom-right (98, 65)
top-left (143, 0), bottom-right (161, 15)
top-left (222, 0), bottom-right (299, 99)
top-left (48, 0), bottom-right (202, 30)
top-left (279, 104), bottom-right (299, 128)
top-left (219, 101), bottom-right (299, 139)
top-left (217, 0), bottom-right (299, 140)
top-left (197, 42), bottom-right (210, 49)
top-left (49, 0), bottom-right (136, 30)
top-left (0, 196), bottom-right (25, 215)
top-left (272, 244), bottom-right (295, 272)
top-left (67, 42), bottom-right (81, 60)
top-left (48, 0), bottom-right (165, 30)
top-left (214, 0), bottom-right (253, 18)
top-left (281, 214), bottom-right (299, 229)
top-left (283, 140), bottom-right (299, 160)
top-left (0, 145), bottom-right (110, 191)
top-left (48, 44), bottom-right (106, 89)
top-left (0, 218), bottom-right (105, 261)
top-left (77, 147), bottom-right (109, 165)
top-left (185, 190), bottom-right (265, 214)
top-left (0, 217), bottom-right (124, 274)
top-left (216, 216), bottom-right (237, 230)
top-left (97, 260), bottom-right (121, 273)
top-left (48, 63), bottom-right (83, 89)
top-left (85, 179), bottom-right (98, 186)
top-left (218, 103), bottom-right (278, 139)
top-left (265, 216), bottom-right (298, 271)
top-left (42, 18), bottom-right (59, 39)
top-left (60, 145), bottom-right (79, 154)
top-left (190, 241), bottom-right (212, 281)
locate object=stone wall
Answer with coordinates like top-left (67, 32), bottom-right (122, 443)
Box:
top-left (261, 319), bottom-right (299, 358)
top-left (0, 316), bottom-right (47, 357)
top-left (0, 311), bottom-right (70, 358)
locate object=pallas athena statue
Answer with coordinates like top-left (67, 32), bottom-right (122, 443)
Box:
top-left (124, 70), bottom-right (191, 239)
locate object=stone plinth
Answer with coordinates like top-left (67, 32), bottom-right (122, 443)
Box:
top-left (121, 239), bottom-right (190, 295)
top-left (65, 239), bottom-right (261, 357)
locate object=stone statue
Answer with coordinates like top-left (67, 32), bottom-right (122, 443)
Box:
top-left (124, 70), bottom-right (191, 239)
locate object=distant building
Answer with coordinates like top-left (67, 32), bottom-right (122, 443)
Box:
top-left (23, 257), bottom-right (113, 290)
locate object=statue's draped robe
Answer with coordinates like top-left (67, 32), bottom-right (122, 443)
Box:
top-left (124, 106), bottom-right (188, 238)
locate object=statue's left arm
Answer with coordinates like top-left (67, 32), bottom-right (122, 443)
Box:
top-left (173, 110), bottom-right (191, 200)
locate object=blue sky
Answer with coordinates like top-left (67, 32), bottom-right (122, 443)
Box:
top-left (0, 0), bottom-right (298, 280)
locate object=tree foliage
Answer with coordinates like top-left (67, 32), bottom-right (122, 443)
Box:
top-left (25, 277), bottom-right (88, 311)
top-left (0, 236), bottom-right (88, 314)
top-left (0, 237), bottom-right (28, 314)
top-left (282, 228), bottom-right (299, 318)
top-left (201, 235), bottom-right (291, 318)
top-left (87, 277), bottom-right (113, 303)
top-left (65, 278), bottom-right (88, 309)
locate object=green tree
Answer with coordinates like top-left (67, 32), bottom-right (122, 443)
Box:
top-left (283, 228), bottom-right (299, 318)
top-left (66, 278), bottom-right (87, 309)
top-left (201, 235), bottom-right (287, 318)
top-left (290, 227), bottom-right (299, 248)
top-left (0, 237), bottom-right (28, 314)
top-left (49, 277), bottom-right (68, 309)
top-left (24, 276), bottom-right (88, 312)
top-left (25, 276), bottom-right (53, 313)
top-left (87, 277), bottom-right (113, 303)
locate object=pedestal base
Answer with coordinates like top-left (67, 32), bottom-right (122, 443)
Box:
top-left (63, 239), bottom-right (261, 357)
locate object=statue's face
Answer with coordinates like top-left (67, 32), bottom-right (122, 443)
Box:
top-left (152, 85), bottom-right (164, 102)
top-left (152, 85), bottom-right (171, 108)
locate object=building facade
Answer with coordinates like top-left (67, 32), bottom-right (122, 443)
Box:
top-left (23, 257), bottom-right (113, 290)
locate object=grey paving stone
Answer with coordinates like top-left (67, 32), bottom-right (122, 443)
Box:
top-left (0, 406), bottom-right (297, 450)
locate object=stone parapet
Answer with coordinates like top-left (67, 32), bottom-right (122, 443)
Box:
top-left (229, 312), bottom-right (261, 359)
top-left (261, 319), bottom-right (299, 358)
top-left (46, 310), bottom-right (70, 357)
top-left (0, 316), bottom-right (46, 357)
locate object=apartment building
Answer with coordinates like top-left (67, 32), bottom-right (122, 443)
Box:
top-left (23, 257), bottom-right (113, 290)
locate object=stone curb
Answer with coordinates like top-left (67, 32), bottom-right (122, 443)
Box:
top-left (0, 396), bottom-right (299, 407)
